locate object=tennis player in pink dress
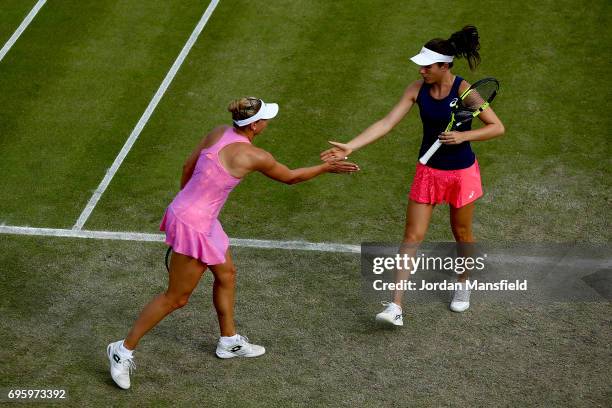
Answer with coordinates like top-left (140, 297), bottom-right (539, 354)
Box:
top-left (321, 26), bottom-right (504, 324)
top-left (107, 97), bottom-right (359, 389)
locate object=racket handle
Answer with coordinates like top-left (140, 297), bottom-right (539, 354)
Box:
top-left (419, 139), bottom-right (442, 164)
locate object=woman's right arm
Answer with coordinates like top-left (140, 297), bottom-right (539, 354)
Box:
top-left (246, 148), bottom-right (359, 185)
top-left (321, 81), bottom-right (421, 161)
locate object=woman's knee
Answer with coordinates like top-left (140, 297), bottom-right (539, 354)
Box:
top-left (215, 265), bottom-right (237, 283)
top-left (403, 230), bottom-right (425, 244)
top-left (163, 292), bottom-right (192, 310)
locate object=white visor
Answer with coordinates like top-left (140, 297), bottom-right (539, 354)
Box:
top-left (410, 47), bottom-right (453, 66)
top-left (233, 99), bottom-right (279, 127)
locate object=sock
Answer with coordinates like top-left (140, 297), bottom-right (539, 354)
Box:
top-left (119, 340), bottom-right (134, 357)
top-left (220, 334), bottom-right (240, 345)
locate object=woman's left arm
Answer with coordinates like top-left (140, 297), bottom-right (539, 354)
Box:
top-left (439, 80), bottom-right (505, 145)
top-left (440, 107), bottom-right (505, 145)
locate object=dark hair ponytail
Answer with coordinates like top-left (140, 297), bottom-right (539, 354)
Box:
top-left (448, 25), bottom-right (480, 70)
top-left (424, 25), bottom-right (481, 71)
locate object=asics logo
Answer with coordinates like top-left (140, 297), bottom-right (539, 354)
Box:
top-left (394, 315), bottom-right (401, 321)
top-left (113, 354), bottom-right (121, 363)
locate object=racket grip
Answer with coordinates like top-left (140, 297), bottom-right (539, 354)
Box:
top-left (419, 139), bottom-right (442, 164)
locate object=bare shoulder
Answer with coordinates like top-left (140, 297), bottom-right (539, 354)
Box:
top-left (244, 145), bottom-right (273, 163)
top-left (404, 80), bottom-right (424, 100)
top-left (410, 79), bottom-right (425, 89)
top-left (217, 142), bottom-right (273, 178)
top-left (224, 143), bottom-right (272, 163)
top-left (458, 79), bottom-right (471, 94)
top-left (243, 145), bottom-right (276, 171)
top-left (204, 125), bottom-right (229, 140)
top-left (199, 125), bottom-right (229, 148)
top-left (212, 125), bottom-right (230, 134)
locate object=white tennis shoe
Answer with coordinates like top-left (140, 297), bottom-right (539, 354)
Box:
top-left (215, 335), bottom-right (265, 359)
top-left (375, 301), bottom-right (403, 326)
top-left (107, 340), bottom-right (135, 389)
top-left (450, 281), bottom-right (471, 312)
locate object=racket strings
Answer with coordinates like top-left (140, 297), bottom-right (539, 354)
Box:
top-left (460, 90), bottom-right (486, 111)
top-left (458, 79), bottom-right (499, 112)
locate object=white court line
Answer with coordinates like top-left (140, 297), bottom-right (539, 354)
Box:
top-left (73, 0), bottom-right (220, 231)
top-left (0, 0), bottom-right (47, 63)
top-left (1, 225), bottom-right (611, 269)
top-left (0, 225), bottom-right (361, 254)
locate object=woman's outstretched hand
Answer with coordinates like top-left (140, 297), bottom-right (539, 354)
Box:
top-left (320, 141), bottom-right (353, 162)
top-left (326, 159), bottom-right (360, 174)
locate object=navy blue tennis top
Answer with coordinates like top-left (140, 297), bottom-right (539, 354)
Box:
top-left (416, 75), bottom-right (475, 170)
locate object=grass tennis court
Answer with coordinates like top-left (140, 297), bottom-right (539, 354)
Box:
top-left (1, 0), bottom-right (610, 406)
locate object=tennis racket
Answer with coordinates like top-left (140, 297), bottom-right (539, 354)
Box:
top-left (419, 77), bottom-right (499, 165)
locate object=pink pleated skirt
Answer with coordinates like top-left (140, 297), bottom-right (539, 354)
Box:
top-left (409, 160), bottom-right (483, 208)
top-left (159, 208), bottom-right (229, 265)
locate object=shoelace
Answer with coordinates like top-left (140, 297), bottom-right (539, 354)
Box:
top-left (122, 357), bottom-right (136, 373)
top-left (220, 335), bottom-right (250, 350)
top-left (228, 335), bottom-right (251, 353)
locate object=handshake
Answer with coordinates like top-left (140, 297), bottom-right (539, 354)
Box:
top-left (319, 141), bottom-right (360, 174)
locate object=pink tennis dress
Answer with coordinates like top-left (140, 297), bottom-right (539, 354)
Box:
top-left (160, 128), bottom-right (250, 265)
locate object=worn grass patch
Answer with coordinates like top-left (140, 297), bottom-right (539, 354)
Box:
top-left (1, 235), bottom-right (610, 407)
